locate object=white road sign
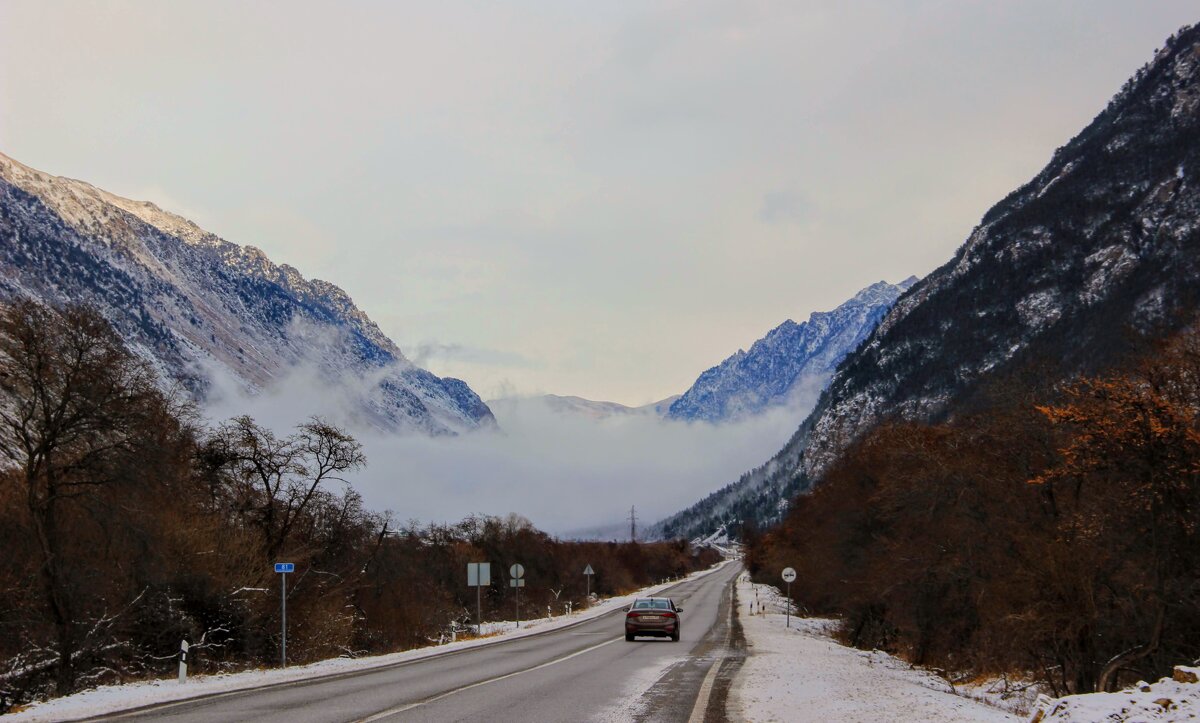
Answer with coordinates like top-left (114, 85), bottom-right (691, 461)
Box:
top-left (583, 564), bottom-right (594, 575)
top-left (509, 579), bottom-right (526, 587)
top-left (781, 567), bottom-right (797, 583)
top-left (468, 562), bottom-right (491, 586)
top-left (510, 563), bottom-right (525, 579)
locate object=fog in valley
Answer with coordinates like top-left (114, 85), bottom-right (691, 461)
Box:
top-left (201, 359), bottom-right (814, 535)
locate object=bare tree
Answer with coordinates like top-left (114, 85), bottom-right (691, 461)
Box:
top-left (0, 301), bottom-right (171, 694)
top-left (205, 416), bottom-right (365, 560)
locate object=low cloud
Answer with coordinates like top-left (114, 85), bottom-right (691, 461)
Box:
top-left (196, 360), bottom-right (815, 536)
top-left (352, 399), bottom-right (806, 535)
top-left (406, 341), bottom-right (540, 371)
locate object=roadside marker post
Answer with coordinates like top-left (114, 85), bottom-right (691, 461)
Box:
top-left (178, 640), bottom-right (188, 684)
top-left (275, 562), bottom-right (294, 667)
top-left (467, 562), bottom-right (491, 635)
top-left (510, 564), bottom-right (525, 628)
top-left (583, 564), bottom-right (594, 604)
top-left (781, 567), bottom-right (797, 628)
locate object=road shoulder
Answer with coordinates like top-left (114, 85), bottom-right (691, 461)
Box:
top-left (727, 573), bottom-right (1017, 723)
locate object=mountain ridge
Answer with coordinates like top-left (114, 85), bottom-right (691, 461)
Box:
top-left (666, 277), bottom-right (917, 423)
top-left (0, 151), bottom-right (495, 436)
top-left (655, 22), bottom-right (1200, 540)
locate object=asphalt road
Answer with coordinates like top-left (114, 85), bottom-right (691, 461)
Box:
top-left (95, 561), bottom-right (743, 723)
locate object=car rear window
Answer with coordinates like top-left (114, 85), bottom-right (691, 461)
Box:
top-left (633, 600), bottom-right (670, 610)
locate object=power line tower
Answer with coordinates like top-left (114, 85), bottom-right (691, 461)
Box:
top-left (629, 505), bottom-right (637, 543)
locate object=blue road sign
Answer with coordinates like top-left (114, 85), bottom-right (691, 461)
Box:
top-left (274, 563), bottom-right (295, 573)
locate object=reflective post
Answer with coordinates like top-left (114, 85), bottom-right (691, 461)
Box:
top-left (178, 640), bottom-right (189, 683)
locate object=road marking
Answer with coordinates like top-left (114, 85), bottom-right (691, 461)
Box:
top-left (355, 636), bottom-right (623, 722)
top-left (686, 656), bottom-right (722, 723)
top-left (686, 579), bottom-right (737, 723)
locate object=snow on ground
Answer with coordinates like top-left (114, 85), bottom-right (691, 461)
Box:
top-left (7, 561), bottom-right (733, 722)
top-left (1031, 666), bottom-right (1199, 722)
top-left (728, 573), bottom-right (1017, 723)
top-left (956, 674), bottom-right (1046, 717)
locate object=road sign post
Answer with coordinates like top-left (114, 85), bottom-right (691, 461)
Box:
top-left (781, 567), bottom-right (797, 628)
top-left (275, 562), bottom-right (294, 666)
top-left (583, 563), bottom-right (594, 604)
top-left (510, 564), bottom-right (525, 628)
top-left (467, 562), bottom-right (491, 635)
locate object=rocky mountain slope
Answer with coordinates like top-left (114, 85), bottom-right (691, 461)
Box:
top-left (0, 152), bottom-right (494, 435)
top-left (656, 23), bottom-right (1200, 540)
top-left (666, 279), bottom-right (916, 423)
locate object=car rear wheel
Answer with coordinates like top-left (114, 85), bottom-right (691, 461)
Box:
top-left (625, 633), bottom-right (635, 642)
top-left (671, 629), bottom-right (680, 642)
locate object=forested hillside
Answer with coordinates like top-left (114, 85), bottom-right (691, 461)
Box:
top-left (747, 328), bottom-right (1200, 695)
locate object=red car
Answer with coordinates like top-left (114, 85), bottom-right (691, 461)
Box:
top-left (625, 597), bottom-right (683, 641)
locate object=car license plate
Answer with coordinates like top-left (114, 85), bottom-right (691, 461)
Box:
top-left (640, 615), bottom-right (663, 621)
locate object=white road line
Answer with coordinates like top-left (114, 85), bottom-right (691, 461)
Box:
top-left (686, 657), bottom-right (723, 723)
top-left (355, 636), bottom-right (623, 722)
top-left (686, 579), bottom-right (737, 723)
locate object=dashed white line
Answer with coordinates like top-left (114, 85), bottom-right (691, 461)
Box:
top-left (355, 636), bottom-right (623, 722)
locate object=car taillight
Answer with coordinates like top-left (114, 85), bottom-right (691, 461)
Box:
top-left (663, 611), bottom-right (676, 618)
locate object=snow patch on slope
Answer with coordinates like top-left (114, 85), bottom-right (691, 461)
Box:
top-left (1033, 667), bottom-right (1199, 722)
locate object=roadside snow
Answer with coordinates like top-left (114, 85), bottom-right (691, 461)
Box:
top-left (957, 675), bottom-right (1045, 717)
top-left (7, 561), bottom-right (733, 722)
top-left (728, 573), bottom-right (1016, 723)
top-left (1032, 666), bottom-right (1199, 722)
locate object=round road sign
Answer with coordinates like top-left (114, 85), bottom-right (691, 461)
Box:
top-left (781, 567), bottom-right (797, 583)
top-left (510, 563), bottom-right (525, 579)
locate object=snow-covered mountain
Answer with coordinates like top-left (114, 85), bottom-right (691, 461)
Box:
top-left (666, 279), bottom-right (917, 423)
top-left (490, 278), bottom-right (916, 431)
top-left (656, 23), bottom-right (1200, 540)
top-left (0, 151), bottom-right (494, 435)
top-left (487, 394), bottom-right (678, 422)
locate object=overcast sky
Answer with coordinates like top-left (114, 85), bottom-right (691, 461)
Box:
top-left (1, 1), bottom-right (1196, 404)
